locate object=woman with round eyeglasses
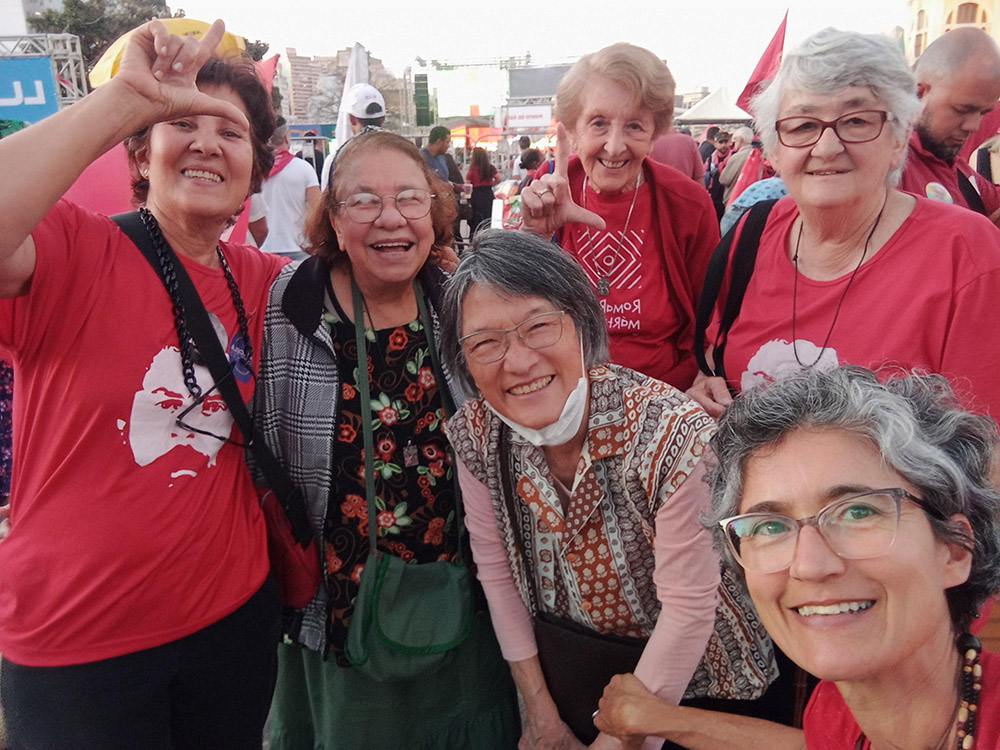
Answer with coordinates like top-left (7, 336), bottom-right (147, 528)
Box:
top-left (688, 28), bottom-right (1000, 423)
top-left (253, 130), bottom-right (519, 750)
top-left (595, 365), bottom-right (1000, 749)
top-left (441, 229), bottom-right (777, 750)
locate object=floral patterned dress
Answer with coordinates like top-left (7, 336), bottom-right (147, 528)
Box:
top-left (324, 299), bottom-right (459, 664)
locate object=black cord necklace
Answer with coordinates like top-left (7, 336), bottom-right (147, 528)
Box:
top-left (790, 194), bottom-right (888, 369)
top-left (138, 206), bottom-right (252, 398)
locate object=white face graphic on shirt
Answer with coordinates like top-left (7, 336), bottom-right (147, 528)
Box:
top-left (129, 341), bottom-right (233, 469)
top-left (741, 339), bottom-right (840, 392)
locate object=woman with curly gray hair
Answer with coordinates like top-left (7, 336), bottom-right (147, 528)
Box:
top-left (596, 365), bottom-right (1000, 749)
top-left (689, 28), bottom-right (1000, 425)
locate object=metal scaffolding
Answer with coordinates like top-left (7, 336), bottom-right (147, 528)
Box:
top-left (0, 33), bottom-right (89, 107)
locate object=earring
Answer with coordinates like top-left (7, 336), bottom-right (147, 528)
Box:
top-left (140, 168), bottom-right (149, 178)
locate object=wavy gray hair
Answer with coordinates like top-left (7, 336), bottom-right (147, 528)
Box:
top-left (751, 28), bottom-right (920, 186)
top-left (706, 365), bottom-right (1000, 633)
top-left (440, 229), bottom-right (609, 397)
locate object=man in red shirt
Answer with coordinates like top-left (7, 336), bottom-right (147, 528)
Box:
top-left (900, 27), bottom-right (1000, 226)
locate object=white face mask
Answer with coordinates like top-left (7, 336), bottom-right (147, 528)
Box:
top-left (487, 342), bottom-right (589, 447)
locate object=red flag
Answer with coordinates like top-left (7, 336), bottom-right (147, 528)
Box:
top-left (254, 54), bottom-right (280, 96)
top-left (737, 11), bottom-right (787, 115)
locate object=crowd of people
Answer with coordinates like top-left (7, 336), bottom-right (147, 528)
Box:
top-left (0, 15), bottom-right (999, 750)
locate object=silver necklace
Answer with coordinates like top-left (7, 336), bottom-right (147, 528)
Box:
top-left (582, 170), bottom-right (642, 297)
top-left (790, 193), bottom-right (888, 369)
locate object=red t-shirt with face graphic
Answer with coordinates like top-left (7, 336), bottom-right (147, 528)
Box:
top-left (0, 200), bottom-right (285, 666)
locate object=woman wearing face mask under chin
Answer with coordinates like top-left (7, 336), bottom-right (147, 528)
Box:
top-left (441, 230), bottom-right (777, 750)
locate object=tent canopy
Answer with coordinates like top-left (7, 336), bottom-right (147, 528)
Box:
top-left (676, 88), bottom-right (752, 125)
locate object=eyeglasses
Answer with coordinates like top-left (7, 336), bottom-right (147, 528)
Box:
top-left (774, 110), bottom-right (889, 148)
top-left (459, 310), bottom-right (567, 364)
top-left (337, 188), bottom-right (435, 223)
top-left (719, 488), bottom-right (945, 574)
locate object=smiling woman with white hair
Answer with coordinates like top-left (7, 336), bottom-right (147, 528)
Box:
top-left (689, 27), bottom-right (1000, 424)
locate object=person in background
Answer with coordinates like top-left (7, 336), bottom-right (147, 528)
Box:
top-left (596, 365), bottom-right (1000, 750)
top-left (705, 131), bottom-right (731, 219)
top-left (322, 83), bottom-right (386, 191)
top-left (260, 117), bottom-right (321, 260)
top-left (465, 146), bottom-right (501, 236)
top-left (0, 20), bottom-right (285, 748)
top-left (719, 126), bottom-right (755, 204)
top-left (520, 42), bottom-right (719, 392)
top-left (689, 28), bottom-right (1000, 425)
top-left (517, 148), bottom-right (544, 193)
top-left (421, 125), bottom-right (452, 182)
top-left (442, 230), bottom-right (776, 750)
top-left (698, 125), bottom-right (720, 166)
top-left (649, 126), bottom-right (705, 182)
top-left (511, 134), bottom-right (533, 180)
top-left (257, 130), bottom-right (519, 750)
top-left (901, 27), bottom-right (1000, 224)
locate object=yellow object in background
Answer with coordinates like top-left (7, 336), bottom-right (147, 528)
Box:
top-left (88, 18), bottom-right (246, 89)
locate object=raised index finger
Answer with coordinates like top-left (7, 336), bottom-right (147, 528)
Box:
top-left (554, 121), bottom-right (571, 179)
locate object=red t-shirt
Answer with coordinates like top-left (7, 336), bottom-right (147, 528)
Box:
top-left (804, 650), bottom-right (1000, 748)
top-left (900, 130), bottom-right (1000, 217)
top-left (465, 164), bottom-right (496, 187)
top-left (707, 196), bottom-right (1000, 419)
top-left (558, 156), bottom-right (718, 390)
top-left (0, 201), bottom-right (285, 666)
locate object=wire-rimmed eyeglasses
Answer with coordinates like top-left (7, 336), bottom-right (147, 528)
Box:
top-left (337, 188), bottom-right (435, 223)
top-left (459, 310), bottom-right (567, 364)
top-left (774, 110), bottom-right (889, 148)
top-left (718, 488), bottom-right (946, 574)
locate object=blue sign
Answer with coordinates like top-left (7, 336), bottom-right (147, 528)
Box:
top-left (0, 57), bottom-right (59, 124)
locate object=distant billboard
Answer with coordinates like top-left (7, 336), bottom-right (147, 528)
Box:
top-left (0, 57), bottom-right (59, 125)
top-left (508, 66), bottom-right (572, 99)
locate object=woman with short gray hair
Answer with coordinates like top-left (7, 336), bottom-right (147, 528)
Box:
top-left (443, 229), bottom-right (776, 750)
top-left (596, 365), bottom-right (1000, 748)
top-left (689, 27), bottom-right (1000, 424)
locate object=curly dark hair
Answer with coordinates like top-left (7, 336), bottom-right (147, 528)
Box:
top-left (123, 55), bottom-right (276, 206)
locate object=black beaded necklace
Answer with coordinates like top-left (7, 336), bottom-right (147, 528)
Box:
top-left (138, 206), bottom-right (252, 398)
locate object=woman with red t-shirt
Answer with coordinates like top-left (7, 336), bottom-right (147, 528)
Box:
top-left (595, 366), bottom-right (1000, 750)
top-left (465, 146), bottom-right (500, 236)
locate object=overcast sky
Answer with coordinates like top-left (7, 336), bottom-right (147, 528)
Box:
top-left (174, 0), bottom-right (910, 94)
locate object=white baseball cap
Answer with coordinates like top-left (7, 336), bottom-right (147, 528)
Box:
top-left (345, 84), bottom-right (386, 118)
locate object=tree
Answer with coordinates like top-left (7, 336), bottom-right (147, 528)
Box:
top-left (28, 0), bottom-right (182, 71)
top-left (244, 39), bottom-right (269, 62)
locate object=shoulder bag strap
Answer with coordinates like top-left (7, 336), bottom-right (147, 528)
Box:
top-left (693, 198), bottom-right (778, 382)
top-left (112, 211), bottom-right (313, 545)
top-left (956, 170), bottom-right (988, 216)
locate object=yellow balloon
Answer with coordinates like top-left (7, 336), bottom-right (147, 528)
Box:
top-left (88, 18), bottom-right (247, 89)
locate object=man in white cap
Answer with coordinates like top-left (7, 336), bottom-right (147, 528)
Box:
top-left (321, 83), bottom-right (387, 190)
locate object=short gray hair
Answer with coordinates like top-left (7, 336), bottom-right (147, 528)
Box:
top-left (751, 28), bottom-right (920, 185)
top-left (268, 121), bottom-right (289, 148)
top-left (440, 229), bottom-right (609, 396)
top-left (733, 126), bottom-right (754, 145)
top-left (706, 365), bottom-right (1000, 633)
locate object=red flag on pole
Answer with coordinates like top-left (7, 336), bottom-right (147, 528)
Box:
top-left (736, 11), bottom-right (788, 115)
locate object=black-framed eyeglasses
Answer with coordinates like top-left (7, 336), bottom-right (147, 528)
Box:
top-left (337, 188), bottom-right (435, 223)
top-left (719, 488), bottom-right (945, 574)
top-left (774, 110), bottom-right (890, 148)
top-left (175, 368), bottom-right (254, 448)
top-left (459, 310), bottom-right (567, 364)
